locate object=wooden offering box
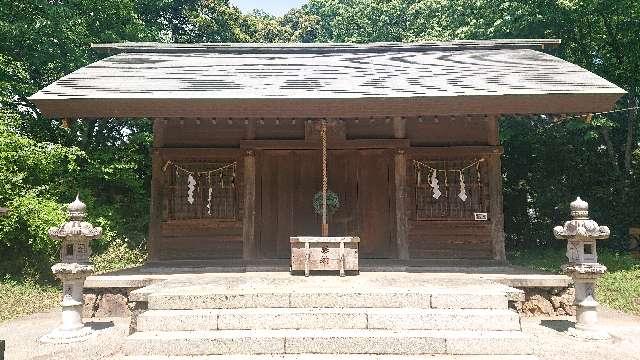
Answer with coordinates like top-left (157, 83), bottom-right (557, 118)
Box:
top-left (290, 236), bottom-right (360, 276)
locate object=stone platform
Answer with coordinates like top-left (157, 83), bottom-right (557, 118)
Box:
top-left (86, 259), bottom-right (571, 289)
top-left (84, 260), bottom-right (573, 319)
top-left (118, 272), bottom-right (537, 357)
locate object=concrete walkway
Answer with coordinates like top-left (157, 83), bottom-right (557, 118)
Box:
top-left (1, 307), bottom-right (639, 360)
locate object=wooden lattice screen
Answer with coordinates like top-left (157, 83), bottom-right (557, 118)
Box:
top-left (414, 158), bottom-right (489, 221)
top-left (163, 161), bottom-right (238, 221)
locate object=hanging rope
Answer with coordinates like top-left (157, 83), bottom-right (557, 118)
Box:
top-left (162, 161), bottom-right (236, 177)
top-left (414, 159), bottom-right (484, 202)
top-left (413, 158), bottom-right (485, 174)
top-left (321, 119), bottom-right (329, 237)
top-left (162, 161), bottom-right (237, 206)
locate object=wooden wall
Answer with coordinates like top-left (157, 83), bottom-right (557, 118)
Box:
top-left (149, 115), bottom-right (505, 262)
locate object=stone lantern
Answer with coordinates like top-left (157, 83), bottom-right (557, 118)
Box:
top-left (553, 197), bottom-right (610, 340)
top-left (40, 195), bottom-right (102, 343)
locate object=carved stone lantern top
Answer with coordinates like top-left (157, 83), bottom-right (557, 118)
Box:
top-left (48, 195), bottom-right (102, 266)
top-left (570, 196), bottom-right (589, 219)
top-left (67, 195), bottom-right (87, 220)
top-left (48, 195), bottom-right (102, 242)
top-left (553, 197), bottom-right (610, 242)
top-left (554, 196), bottom-right (609, 267)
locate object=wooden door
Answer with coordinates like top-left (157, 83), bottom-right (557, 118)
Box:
top-left (258, 150), bottom-right (320, 258)
top-left (258, 149), bottom-right (394, 259)
top-left (352, 149), bottom-right (394, 258)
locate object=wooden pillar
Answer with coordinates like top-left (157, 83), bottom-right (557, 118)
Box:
top-left (395, 149), bottom-right (410, 260)
top-left (487, 116), bottom-right (506, 262)
top-left (148, 119), bottom-right (165, 262)
top-left (242, 150), bottom-right (257, 260)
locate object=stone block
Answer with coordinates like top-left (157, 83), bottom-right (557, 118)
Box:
top-left (137, 310), bottom-right (219, 331)
top-left (82, 293), bottom-right (97, 318)
top-left (430, 292), bottom-right (507, 309)
top-left (289, 292), bottom-right (431, 308)
top-left (95, 292), bottom-right (130, 317)
top-left (148, 293), bottom-right (290, 310)
top-left (366, 308), bottom-right (520, 331)
top-left (125, 331), bottom-right (285, 356)
top-left (217, 308), bottom-right (367, 330)
top-left (550, 287), bottom-right (576, 316)
top-left (521, 293), bottom-right (555, 316)
top-left (283, 330), bottom-right (447, 354)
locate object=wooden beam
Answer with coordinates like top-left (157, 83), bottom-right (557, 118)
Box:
top-left (240, 139), bottom-right (410, 150)
top-left (156, 148), bottom-right (242, 158)
top-left (409, 146), bottom-right (503, 157)
top-left (242, 150), bottom-right (257, 260)
top-left (395, 150), bottom-right (410, 260)
top-left (486, 116), bottom-right (506, 262)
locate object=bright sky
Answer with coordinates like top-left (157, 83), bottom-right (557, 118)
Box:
top-left (231, 0), bottom-right (308, 15)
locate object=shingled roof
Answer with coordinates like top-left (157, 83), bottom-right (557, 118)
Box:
top-left (29, 40), bottom-right (625, 118)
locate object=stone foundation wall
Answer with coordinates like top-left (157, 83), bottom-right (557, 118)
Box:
top-left (511, 286), bottom-right (576, 316)
top-left (83, 288), bottom-right (132, 318)
top-left (84, 285), bottom-right (577, 319)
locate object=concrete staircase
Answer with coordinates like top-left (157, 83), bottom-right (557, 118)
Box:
top-left (123, 273), bottom-right (534, 358)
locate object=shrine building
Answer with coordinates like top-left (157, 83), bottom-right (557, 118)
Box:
top-left (29, 40), bottom-right (625, 264)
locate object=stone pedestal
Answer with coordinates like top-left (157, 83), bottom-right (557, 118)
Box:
top-left (564, 264), bottom-right (609, 340)
top-left (554, 197), bottom-right (610, 340)
top-left (41, 196), bottom-right (102, 343)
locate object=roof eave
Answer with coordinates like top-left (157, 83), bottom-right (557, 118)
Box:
top-left (29, 92), bottom-right (625, 119)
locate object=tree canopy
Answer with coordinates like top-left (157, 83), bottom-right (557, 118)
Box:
top-left (0, 0), bottom-right (638, 279)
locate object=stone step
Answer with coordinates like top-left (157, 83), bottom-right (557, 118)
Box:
top-left (125, 329), bottom-right (532, 356)
top-left (147, 290), bottom-right (507, 310)
top-left (119, 355), bottom-right (539, 360)
top-left (137, 308), bottom-right (520, 332)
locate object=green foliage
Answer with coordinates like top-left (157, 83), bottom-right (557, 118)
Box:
top-left (92, 238), bottom-right (147, 274)
top-left (0, 277), bottom-right (60, 323)
top-left (598, 268), bottom-right (640, 315)
top-left (0, 195), bottom-right (66, 281)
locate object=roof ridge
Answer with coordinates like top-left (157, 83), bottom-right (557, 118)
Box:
top-left (92, 39), bottom-right (561, 54)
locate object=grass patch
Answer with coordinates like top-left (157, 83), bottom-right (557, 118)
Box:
top-left (508, 247), bottom-right (640, 315)
top-left (0, 278), bottom-right (60, 323)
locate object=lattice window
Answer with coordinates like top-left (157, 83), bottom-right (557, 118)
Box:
top-left (414, 158), bottom-right (489, 221)
top-left (163, 161), bottom-right (238, 221)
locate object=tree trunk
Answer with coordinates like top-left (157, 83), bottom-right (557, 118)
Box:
top-left (624, 95), bottom-right (638, 174)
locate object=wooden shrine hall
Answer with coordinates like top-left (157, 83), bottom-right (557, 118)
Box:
top-left (29, 40), bottom-right (625, 264)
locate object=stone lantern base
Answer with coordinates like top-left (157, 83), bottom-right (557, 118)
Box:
top-left (564, 264), bottom-right (610, 340)
top-left (40, 263), bottom-right (95, 344)
top-left (40, 325), bottom-right (94, 344)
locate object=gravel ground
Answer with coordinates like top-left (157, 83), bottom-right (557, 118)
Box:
top-left (521, 307), bottom-right (640, 360)
top-left (0, 309), bottom-right (128, 360)
top-left (0, 307), bottom-right (639, 359)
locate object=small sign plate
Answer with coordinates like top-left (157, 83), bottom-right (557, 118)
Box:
top-left (474, 212), bottom-right (488, 221)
